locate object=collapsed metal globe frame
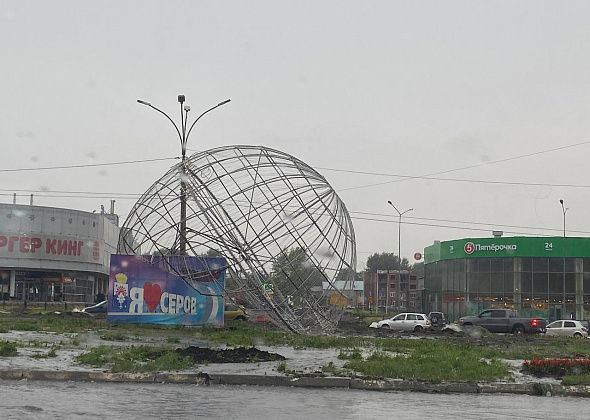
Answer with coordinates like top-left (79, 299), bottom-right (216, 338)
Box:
top-left (119, 145), bottom-right (356, 334)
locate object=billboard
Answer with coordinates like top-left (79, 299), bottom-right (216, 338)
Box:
top-left (107, 254), bottom-right (226, 326)
top-left (424, 236), bottom-right (590, 263)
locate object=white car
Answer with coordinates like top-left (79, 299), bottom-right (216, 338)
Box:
top-left (369, 312), bottom-right (431, 332)
top-left (544, 320), bottom-right (588, 338)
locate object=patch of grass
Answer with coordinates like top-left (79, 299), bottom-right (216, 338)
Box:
top-left (24, 340), bottom-right (54, 348)
top-left (562, 374), bottom-right (590, 386)
top-left (344, 345), bottom-right (509, 382)
top-left (100, 332), bottom-right (128, 341)
top-left (0, 314), bottom-right (102, 333)
top-left (276, 360), bottom-right (295, 375)
top-left (0, 341), bottom-right (18, 356)
top-left (501, 336), bottom-right (590, 360)
top-left (322, 361), bottom-right (341, 375)
top-left (277, 360), bottom-right (287, 373)
top-left (31, 346), bottom-right (59, 359)
top-left (338, 348), bottom-right (363, 360)
top-left (197, 323), bottom-right (373, 349)
top-left (166, 336), bottom-right (180, 344)
top-left (76, 345), bottom-right (192, 373)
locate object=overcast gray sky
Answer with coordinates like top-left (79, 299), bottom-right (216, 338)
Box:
top-left (2, 1), bottom-right (590, 269)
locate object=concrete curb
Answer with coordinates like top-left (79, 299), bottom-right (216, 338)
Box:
top-left (0, 368), bottom-right (589, 397)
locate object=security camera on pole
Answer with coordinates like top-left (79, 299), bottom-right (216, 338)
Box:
top-left (137, 95), bottom-right (231, 254)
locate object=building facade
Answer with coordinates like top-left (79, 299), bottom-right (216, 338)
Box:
top-left (424, 236), bottom-right (590, 322)
top-left (0, 203), bottom-right (119, 305)
top-left (322, 280), bottom-right (364, 307)
top-left (364, 270), bottom-right (421, 312)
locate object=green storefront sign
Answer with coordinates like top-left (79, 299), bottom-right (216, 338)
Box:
top-left (424, 236), bottom-right (590, 263)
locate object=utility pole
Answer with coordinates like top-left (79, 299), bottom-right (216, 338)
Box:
top-left (387, 201), bottom-right (413, 310)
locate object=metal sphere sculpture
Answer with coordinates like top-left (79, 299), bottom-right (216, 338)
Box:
top-left (119, 145), bottom-right (356, 333)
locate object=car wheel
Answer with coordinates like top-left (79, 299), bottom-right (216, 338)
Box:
top-left (574, 332), bottom-right (582, 338)
top-left (381, 324), bottom-right (390, 329)
top-left (414, 325), bottom-right (423, 333)
top-left (512, 325), bottom-right (525, 335)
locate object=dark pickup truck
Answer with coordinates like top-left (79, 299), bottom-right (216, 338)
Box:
top-left (459, 309), bottom-right (546, 335)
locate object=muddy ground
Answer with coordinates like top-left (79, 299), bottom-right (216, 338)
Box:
top-left (175, 346), bottom-right (286, 363)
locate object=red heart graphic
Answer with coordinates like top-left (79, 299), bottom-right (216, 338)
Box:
top-left (143, 282), bottom-right (162, 312)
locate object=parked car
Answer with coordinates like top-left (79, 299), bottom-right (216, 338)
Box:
top-left (459, 309), bottom-right (546, 335)
top-left (544, 320), bottom-right (588, 338)
top-left (81, 300), bottom-right (107, 314)
top-left (369, 312), bottom-right (431, 332)
top-left (224, 303), bottom-right (248, 321)
top-left (428, 311), bottom-right (447, 327)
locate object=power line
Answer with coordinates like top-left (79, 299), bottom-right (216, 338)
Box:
top-left (4, 189), bottom-right (585, 237)
top-left (319, 170), bottom-right (590, 189)
top-left (319, 140), bottom-right (590, 192)
top-left (350, 215), bottom-right (549, 237)
top-left (2, 189), bottom-right (143, 197)
top-left (350, 211), bottom-right (590, 235)
top-left (0, 157), bottom-right (179, 173)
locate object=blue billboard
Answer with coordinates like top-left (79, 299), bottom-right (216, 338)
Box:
top-left (107, 254), bottom-right (226, 326)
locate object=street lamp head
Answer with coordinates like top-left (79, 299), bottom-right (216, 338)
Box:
top-left (387, 200), bottom-right (393, 205)
top-left (560, 199), bottom-right (564, 205)
top-left (178, 94), bottom-right (185, 104)
top-left (137, 99), bottom-right (151, 106)
top-left (218, 99), bottom-right (231, 106)
top-left (183, 105), bottom-right (191, 112)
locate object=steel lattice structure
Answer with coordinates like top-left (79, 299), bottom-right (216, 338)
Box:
top-left (118, 145), bottom-right (356, 333)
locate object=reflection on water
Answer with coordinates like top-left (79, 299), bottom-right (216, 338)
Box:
top-left (0, 380), bottom-right (586, 420)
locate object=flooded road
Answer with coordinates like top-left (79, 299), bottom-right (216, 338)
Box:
top-left (0, 380), bottom-right (586, 419)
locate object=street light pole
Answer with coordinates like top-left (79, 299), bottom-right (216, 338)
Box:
top-left (560, 199), bottom-right (568, 318)
top-left (137, 95), bottom-right (231, 255)
top-left (387, 201), bottom-right (413, 310)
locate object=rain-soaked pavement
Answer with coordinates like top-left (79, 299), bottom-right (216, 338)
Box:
top-left (0, 379), bottom-right (587, 419)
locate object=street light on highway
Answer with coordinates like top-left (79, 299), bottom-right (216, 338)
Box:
top-left (137, 95), bottom-right (231, 254)
top-left (560, 199), bottom-right (569, 317)
top-left (387, 200), bottom-right (413, 310)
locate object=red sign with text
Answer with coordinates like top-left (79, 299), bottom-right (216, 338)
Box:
top-left (0, 234), bottom-right (100, 263)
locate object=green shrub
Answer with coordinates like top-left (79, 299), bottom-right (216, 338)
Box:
top-left (0, 341), bottom-right (18, 357)
top-left (338, 349), bottom-right (363, 360)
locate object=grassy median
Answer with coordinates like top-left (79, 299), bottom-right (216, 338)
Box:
top-left (3, 312), bottom-right (590, 383)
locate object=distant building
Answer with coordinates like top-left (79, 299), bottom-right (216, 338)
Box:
top-left (363, 270), bottom-right (421, 312)
top-left (0, 202), bottom-right (119, 304)
top-left (322, 280), bottom-right (364, 307)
